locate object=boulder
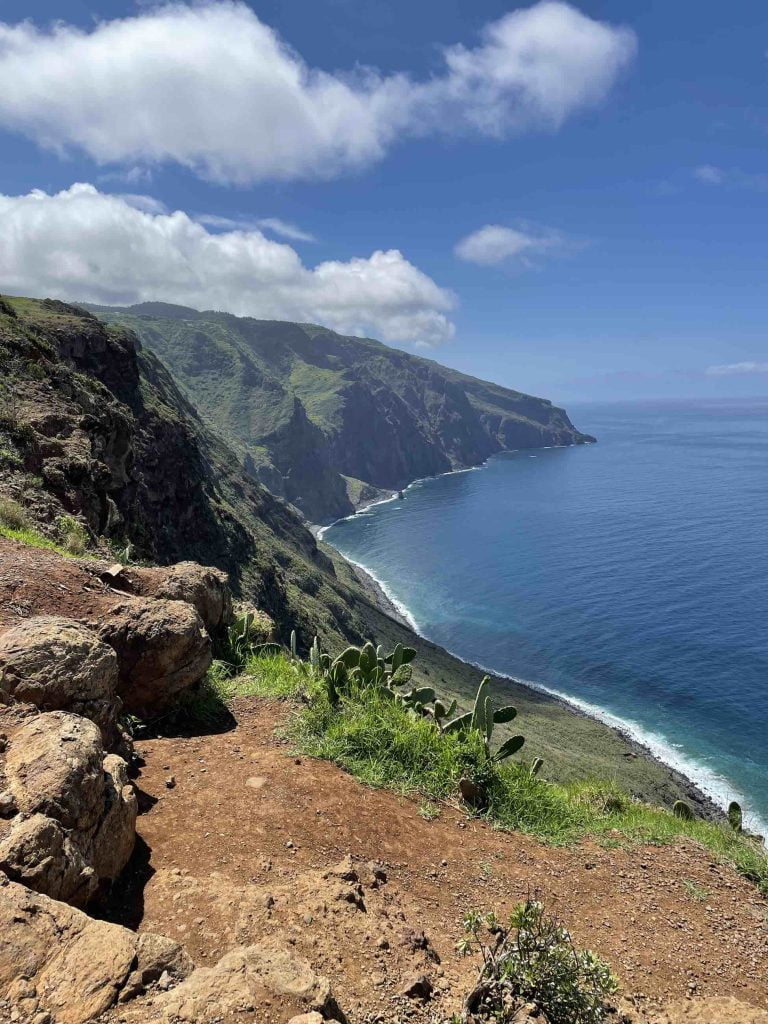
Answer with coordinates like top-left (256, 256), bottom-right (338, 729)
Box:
top-left (153, 562), bottom-right (233, 634)
top-left (159, 943), bottom-right (342, 1023)
top-left (0, 812), bottom-right (97, 905)
top-left (98, 598), bottom-right (211, 714)
top-left (0, 712), bottom-right (137, 906)
top-left (0, 617), bottom-right (119, 743)
top-left (0, 876), bottom-right (192, 1024)
top-left (4, 712), bottom-right (105, 831)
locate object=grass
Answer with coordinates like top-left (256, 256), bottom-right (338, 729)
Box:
top-left (205, 653), bottom-right (768, 897)
top-left (0, 499), bottom-right (93, 558)
top-left (0, 522), bottom-right (86, 558)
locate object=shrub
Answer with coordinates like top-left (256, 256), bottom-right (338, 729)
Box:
top-left (458, 900), bottom-right (618, 1024)
top-left (0, 497), bottom-right (29, 531)
top-left (220, 606), bottom-right (280, 672)
top-left (56, 515), bottom-right (89, 556)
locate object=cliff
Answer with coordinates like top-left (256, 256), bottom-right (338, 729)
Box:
top-left (88, 303), bottom-right (594, 522)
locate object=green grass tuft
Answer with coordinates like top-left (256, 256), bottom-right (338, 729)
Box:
top-left (0, 523), bottom-right (89, 558)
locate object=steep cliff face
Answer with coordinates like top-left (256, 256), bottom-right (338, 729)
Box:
top-left (0, 297), bottom-right (374, 645)
top-left (90, 304), bottom-right (594, 522)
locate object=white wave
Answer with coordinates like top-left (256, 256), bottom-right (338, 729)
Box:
top-left (340, 553), bottom-right (420, 632)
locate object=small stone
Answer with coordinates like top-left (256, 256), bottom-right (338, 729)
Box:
top-left (400, 974), bottom-right (433, 1001)
top-left (286, 840), bottom-right (295, 849)
top-left (165, 776), bottom-right (176, 789)
top-left (263, 894), bottom-right (275, 908)
top-left (156, 970), bottom-right (172, 991)
top-left (0, 789), bottom-right (18, 818)
top-left (376, 937), bottom-right (390, 950)
top-left (458, 777), bottom-right (483, 805)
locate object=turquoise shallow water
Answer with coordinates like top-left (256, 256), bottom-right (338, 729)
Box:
top-left (321, 400), bottom-right (768, 830)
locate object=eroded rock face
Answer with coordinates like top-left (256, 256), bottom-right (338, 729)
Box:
top-left (0, 712), bottom-right (137, 906)
top-left (98, 598), bottom-right (211, 714)
top-left (153, 562), bottom-right (233, 635)
top-left (0, 876), bottom-right (193, 1024)
top-left (0, 617), bottom-right (120, 743)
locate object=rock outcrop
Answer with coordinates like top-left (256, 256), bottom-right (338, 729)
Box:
top-left (154, 942), bottom-right (342, 1024)
top-left (0, 712), bottom-right (136, 906)
top-left (0, 617), bottom-right (120, 744)
top-left (150, 561), bottom-right (233, 634)
top-left (0, 876), bottom-right (193, 1024)
top-left (98, 597), bottom-right (211, 715)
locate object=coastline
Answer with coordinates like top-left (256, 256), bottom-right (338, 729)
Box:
top-left (312, 452), bottom-right (735, 824)
top-left (330, 542), bottom-right (723, 822)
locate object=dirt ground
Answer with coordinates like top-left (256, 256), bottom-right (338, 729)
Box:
top-left (100, 698), bottom-right (768, 1023)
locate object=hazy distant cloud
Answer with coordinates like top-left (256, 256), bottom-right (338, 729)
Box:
top-left (694, 164), bottom-right (725, 185)
top-left (455, 223), bottom-right (572, 267)
top-left (705, 361), bottom-right (768, 376)
top-left (694, 165), bottom-right (768, 190)
top-left (0, 2), bottom-right (636, 184)
top-left (0, 184), bottom-right (454, 345)
top-left (196, 214), bottom-right (316, 243)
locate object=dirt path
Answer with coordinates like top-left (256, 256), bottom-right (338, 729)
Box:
top-left (104, 698), bottom-right (768, 1022)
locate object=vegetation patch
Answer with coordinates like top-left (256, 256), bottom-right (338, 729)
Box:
top-left (457, 900), bottom-right (618, 1023)
top-left (209, 642), bottom-right (768, 896)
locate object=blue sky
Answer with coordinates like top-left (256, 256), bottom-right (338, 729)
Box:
top-left (0, 0), bottom-right (766, 402)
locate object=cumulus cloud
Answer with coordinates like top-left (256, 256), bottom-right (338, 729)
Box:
top-left (705, 361), bottom-right (768, 376)
top-left (455, 223), bottom-right (570, 267)
top-left (0, 2), bottom-right (636, 184)
top-left (0, 184), bottom-right (454, 345)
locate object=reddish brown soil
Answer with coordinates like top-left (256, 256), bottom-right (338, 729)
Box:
top-left (0, 537), bottom-right (184, 629)
top-left (105, 698), bottom-right (768, 1023)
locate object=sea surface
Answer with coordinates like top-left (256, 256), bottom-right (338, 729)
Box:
top-left (321, 400), bottom-right (768, 831)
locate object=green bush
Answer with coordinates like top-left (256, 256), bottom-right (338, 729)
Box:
top-left (0, 497), bottom-right (29, 531)
top-left (458, 901), bottom-right (618, 1024)
top-left (56, 515), bottom-right (89, 556)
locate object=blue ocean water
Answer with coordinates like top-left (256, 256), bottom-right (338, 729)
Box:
top-left (321, 400), bottom-right (768, 830)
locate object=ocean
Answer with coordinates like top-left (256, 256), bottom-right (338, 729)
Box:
top-left (320, 399), bottom-right (768, 832)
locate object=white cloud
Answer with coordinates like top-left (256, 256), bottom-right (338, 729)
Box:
top-left (706, 361), bottom-right (768, 377)
top-left (0, 2), bottom-right (636, 184)
top-left (694, 165), bottom-right (725, 185)
top-left (0, 184), bottom-right (455, 346)
top-left (455, 223), bottom-right (569, 267)
top-left (694, 165), bottom-right (768, 190)
top-left (197, 214), bottom-right (316, 242)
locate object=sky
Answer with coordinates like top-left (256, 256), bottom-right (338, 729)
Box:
top-left (0, 0), bottom-right (766, 402)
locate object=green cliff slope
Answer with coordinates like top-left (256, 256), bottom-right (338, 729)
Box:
top-left (89, 303), bottom-right (594, 522)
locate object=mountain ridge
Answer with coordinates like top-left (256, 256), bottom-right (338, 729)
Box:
top-left (88, 301), bottom-right (594, 522)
